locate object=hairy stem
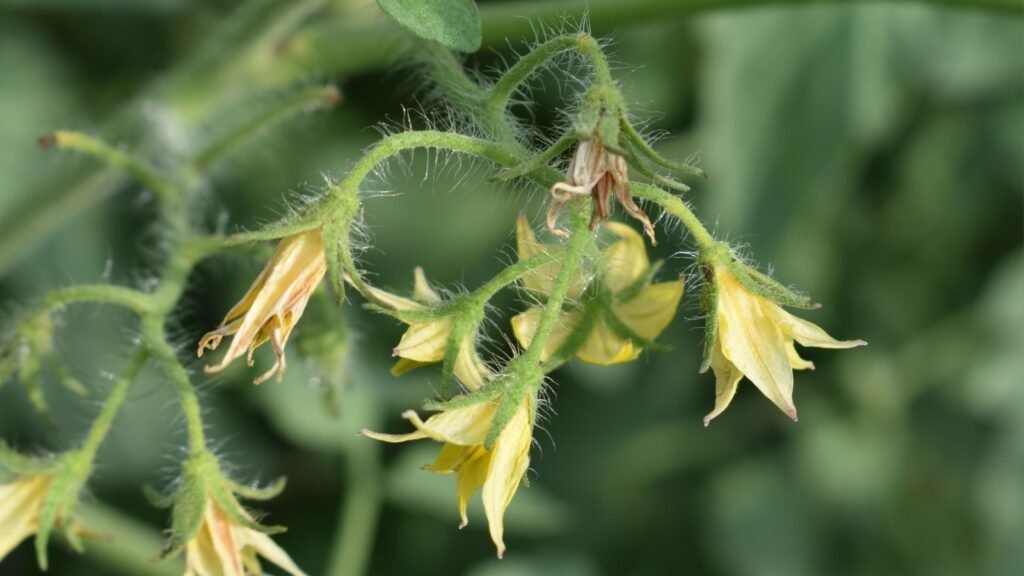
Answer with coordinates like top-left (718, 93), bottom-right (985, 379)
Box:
top-left (522, 203), bottom-right (592, 365)
top-left (633, 182), bottom-right (717, 251)
top-left (78, 349), bottom-right (150, 460)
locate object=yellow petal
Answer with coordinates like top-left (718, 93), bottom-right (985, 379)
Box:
top-left (703, 338), bottom-right (743, 426)
top-left (716, 269), bottom-right (798, 421)
top-left (394, 318), bottom-right (454, 363)
top-left (481, 404), bottom-right (532, 558)
top-left (405, 403), bottom-right (497, 446)
top-left (602, 222), bottom-right (649, 293)
top-left (612, 279), bottom-right (684, 340)
top-left (453, 342), bottom-right (490, 391)
top-left (238, 528), bottom-right (307, 576)
top-left (390, 357), bottom-right (432, 376)
top-left (786, 340), bottom-right (815, 371)
top-left (764, 305), bottom-right (866, 350)
top-left (204, 502), bottom-right (246, 576)
top-left (575, 317), bottom-right (638, 365)
top-left (453, 447), bottom-right (491, 528)
top-left (510, 307), bottom-right (576, 362)
top-left (413, 267), bottom-right (441, 304)
top-left (0, 475), bottom-right (50, 561)
top-left (516, 214), bottom-right (589, 299)
top-left (362, 284), bottom-right (423, 312)
top-left (426, 443), bottom-right (478, 474)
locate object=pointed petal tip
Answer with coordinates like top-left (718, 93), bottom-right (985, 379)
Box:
top-left (856, 339), bottom-right (868, 347)
top-left (787, 407), bottom-right (799, 422)
top-left (497, 545), bottom-right (506, 559)
top-left (400, 410), bottom-right (417, 420)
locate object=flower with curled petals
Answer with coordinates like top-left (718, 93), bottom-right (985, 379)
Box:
top-left (183, 497), bottom-right (305, 576)
top-left (198, 230), bottom-right (326, 384)
top-left (0, 473), bottom-right (53, 562)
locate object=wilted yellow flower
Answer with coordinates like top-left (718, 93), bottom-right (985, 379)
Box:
top-left (368, 268), bottom-right (490, 390)
top-left (0, 474), bottom-right (53, 561)
top-left (512, 220), bottom-right (683, 365)
top-left (363, 395), bottom-right (532, 558)
top-left (184, 498), bottom-right (305, 576)
top-left (198, 230), bottom-right (326, 384)
top-left (704, 264), bottom-right (866, 425)
top-left (548, 137), bottom-right (656, 244)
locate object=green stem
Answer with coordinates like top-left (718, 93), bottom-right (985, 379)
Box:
top-left (523, 203), bottom-right (592, 365)
top-left (143, 318), bottom-right (207, 455)
top-left (37, 285), bottom-right (154, 315)
top-left (78, 350), bottom-right (149, 460)
top-left (471, 252), bottom-right (558, 304)
top-left (327, 444), bottom-right (382, 576)
top-left (41, 131), bottom-right (180, 212)
top-left (487, 35), bottom-right (581, 112)
top-left (632, 182), bottom-right (717, 251)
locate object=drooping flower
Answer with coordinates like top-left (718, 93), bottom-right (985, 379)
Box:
top-left (703, 263), bottom-right (866, 425)
top-left (0, 473), bottom-right (53, 561)
top-left (547, 137), bottom-right (656, 244)
top-left (184, 498), bottom-right (305, 576)
top-left (198, 230), bottom-right (326, 384)
top-left (512, 219), bottom-right (683, 365)
top-left (366, 268), bottom-right (489, 390)
top-left (362, 394), bottom-right (533, 558)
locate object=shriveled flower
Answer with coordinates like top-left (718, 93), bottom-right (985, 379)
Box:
top-left (367, 268), bottom-right (489, 390)
top-left (184, 498), bottom-right (305, 576)
top-left (198, 230), bottom-right (326, 384)
top-left (362, 395), bottom-right (533, 558)
top-left (512, 220), bottom-right (683, 365)
top-left (0, 473), bottom-right (53, 561)
top-left (703, 263), bottom-right (866, 425)
top-left (548, 137), bottom-right (656, 244)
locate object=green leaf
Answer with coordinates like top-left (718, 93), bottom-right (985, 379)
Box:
top-left (377, 0), bottom-right (481, 53)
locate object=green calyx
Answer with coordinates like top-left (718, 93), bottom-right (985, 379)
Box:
top-left (155, 450), bottom-right (288, 562)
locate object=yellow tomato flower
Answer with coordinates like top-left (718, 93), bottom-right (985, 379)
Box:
top-left (704, 264), bottom-right (866, 425)
top-left (367, 268), bottom-right (490, 390)
top-left (198, 230), bottom-right (326, 384)
top-left (184, 497), bottom-right (305, 576)
top-left (512, 221), bottom-right (683, 365)
top-left (0, 473), bottom-right (53, 561)
top-left (363, 396), bottom-right (533, 558)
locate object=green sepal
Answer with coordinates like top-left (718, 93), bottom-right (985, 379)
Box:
top-left (699, 264), bottom-right (719, 374)
top-left (483, 358), bottom-right (542, 449)
top-left (620, 117), bottom-right (708, 180)
top-left (227, 476), bottom-right (288, 501)
top-left (727, 259), bottom-right (818, 310)
top-left (321, 216), bottom-right (347, 305)
top-left (422, 381), bottom-right (505, 411)
top-left (156, 470), bottom-right (207, 561)
top-left (492, 131), bottom-right (575, 182)
top-left (207, 476), bottom-right (287, 535)
top-left (362, 303), bottom-right (450, 324)
top-left (624, 147), bottom-right (693, 194)
top-left (143, 484), bottom-right (176, 509)
top-left (602, 308), bottom-right (671, 353)
top-left (0, 441), bottom-right (57, 475)
top-left (35, 452), bottom-right (89, 570)
top-left (613, 260), bottom-right (665, 304)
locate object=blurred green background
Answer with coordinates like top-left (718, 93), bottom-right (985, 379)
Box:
top-left (1, 1), bottom-right (1022, 575)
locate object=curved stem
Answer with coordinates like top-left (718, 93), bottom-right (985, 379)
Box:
top-left (78, 349), bottom-right (149, 460)
top-left (37, 285), bottom-right (154, 316)
top-left (487, 34), bottom-right (582, 112)
top-left (41, 131), bottom-right (179, 208)
top-left (143, 319), bottom-right (207, 455)
top-left (522, 203), bottom-right (592, 365)
top-left (632, 182), bottom-right (717, 251)
top-left (471, 252), bottom-right (558, 304)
